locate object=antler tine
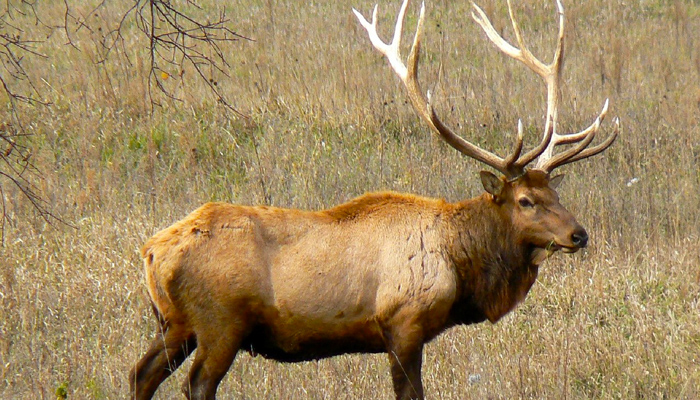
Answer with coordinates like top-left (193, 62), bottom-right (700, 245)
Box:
top-left (535, 99), bottom-right (613, 171)
top-left (556, 99), bottom-right (609, 145)
top-left (503, 120), bottom-right (524, 167)
top-left (352, 3), bottom-right (409, 80)
top-left (542, 117), bottom-right (620, 170)
top-left (472, 0), bottom-right (565, 170)
top-left (354, 0), bottom-right (523, 177)
top-left (542, 115), bottom-right (601, 171)
top-left (471, 0), bottom-right (564, 89)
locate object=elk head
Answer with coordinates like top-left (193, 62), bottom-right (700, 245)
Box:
top-left (354, 0), bottom-right (619, 256)
top-left (481, 169), bottom-right (588, 261)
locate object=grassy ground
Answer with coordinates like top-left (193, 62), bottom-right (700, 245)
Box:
top-left (1, 0), bottom-right (699, 398)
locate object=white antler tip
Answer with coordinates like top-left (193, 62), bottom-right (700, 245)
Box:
top-left (598, 98), bottom-right (610, 121)
top-left (352, 6), bottom-right (374, 28)
top-left (517, 119), bottom-right (523, 137)
top-left (556, 0), bottom-right (564, 14)
top-left (351, 8), bottom-right (362, 21)
top-left (471, 3), bottom-right (483, 21)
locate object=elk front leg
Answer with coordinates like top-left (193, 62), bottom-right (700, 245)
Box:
top-left (384, 320), bottom-right (425, 400)
top-left (388, 345), bottom-right (424, 400)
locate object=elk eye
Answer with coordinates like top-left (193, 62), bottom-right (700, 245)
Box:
top-left (518, 197), bottom-right (534, 208)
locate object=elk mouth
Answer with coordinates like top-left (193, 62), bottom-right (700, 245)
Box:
top-left (546, 242), bottom-right (581, 254)
top-left (561, 246), bottom-right (581, 254)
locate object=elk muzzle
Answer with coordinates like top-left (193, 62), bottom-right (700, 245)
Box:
top-left (571, 228), bottom-right (588, 249)
top-left (560, 225), bottom-right (588, 253)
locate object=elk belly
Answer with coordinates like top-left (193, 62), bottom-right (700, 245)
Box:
top-left (244, 308), bottom-right (386, 361)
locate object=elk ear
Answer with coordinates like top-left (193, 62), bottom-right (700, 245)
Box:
top-left (548, 174), bottom-right (565, 189)
top-left (480, 170), bottom-right (504, 196)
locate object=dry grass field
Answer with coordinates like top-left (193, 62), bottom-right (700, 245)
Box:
top-left (1, 0), bottom-right (699, 398)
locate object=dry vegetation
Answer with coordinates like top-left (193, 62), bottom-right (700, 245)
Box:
top-left (0, 0), bottom-right (699, 398)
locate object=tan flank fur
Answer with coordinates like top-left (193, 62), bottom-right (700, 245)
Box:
top-left (130, 1), bottom-right (619, 399)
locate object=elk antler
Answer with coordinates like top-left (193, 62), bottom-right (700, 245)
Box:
top-left (354, 0), bottom-right (619, 178)
top-left (472, 0), bottom-right (619, 173)
top-left (353, 0), bottom-right (529, 178)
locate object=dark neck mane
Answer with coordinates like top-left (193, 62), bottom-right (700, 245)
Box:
top-left (447, 195), bottom-right (540, 325)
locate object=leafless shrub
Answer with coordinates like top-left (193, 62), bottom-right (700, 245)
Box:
top-left (0, 1), bottom-right (59, 244)
top-left (0, 0), bottom-right (248, 242)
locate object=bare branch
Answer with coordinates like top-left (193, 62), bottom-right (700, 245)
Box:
top-left (0, 1), bottom-right (65, 242)
top-left (91, 0), bottom-right (251, 115)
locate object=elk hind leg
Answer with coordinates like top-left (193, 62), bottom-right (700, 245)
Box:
top-left (130, 322), bottom-right (196, 400)
top-left (182, 326), bottom-right (244, 400)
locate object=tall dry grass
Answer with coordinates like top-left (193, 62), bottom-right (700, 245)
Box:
top-left (0, 0), bottom-right (699, 398)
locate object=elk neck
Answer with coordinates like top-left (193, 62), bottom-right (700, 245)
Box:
top-left (445, 193), bottom-right (540, 325)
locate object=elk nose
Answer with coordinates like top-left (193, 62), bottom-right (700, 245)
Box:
top-left (571, 229), bottom-right (588, 248)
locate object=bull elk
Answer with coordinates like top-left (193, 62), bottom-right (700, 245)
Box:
top-left (129, 0), bottom-right (619, 399)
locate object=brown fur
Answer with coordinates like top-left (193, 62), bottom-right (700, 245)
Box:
top-left (129, 169), bottom-right (588, 400)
